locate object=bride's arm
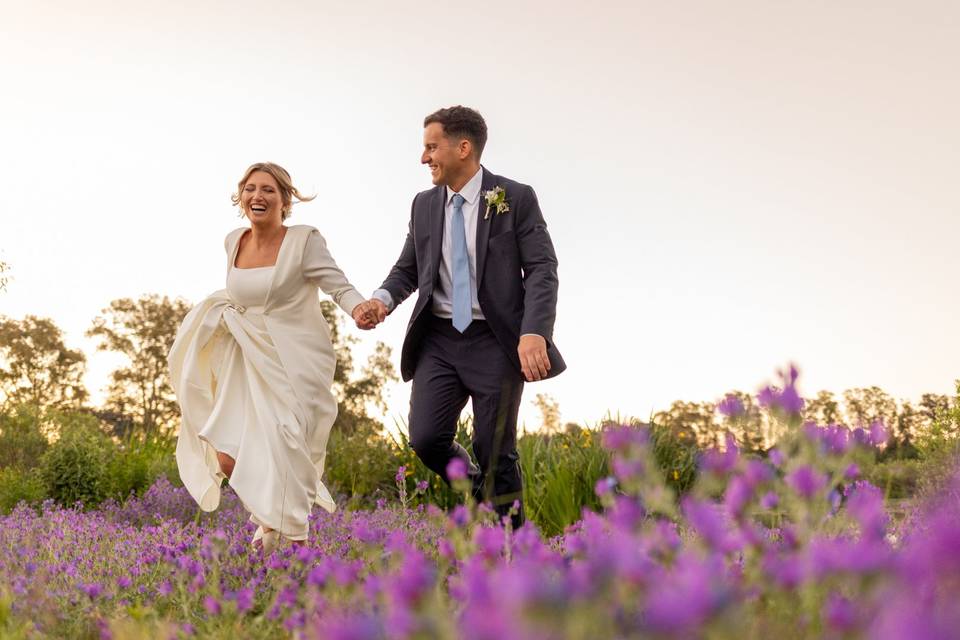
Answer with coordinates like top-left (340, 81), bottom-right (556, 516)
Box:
top-left (301, 229), bottom-right (366, 315)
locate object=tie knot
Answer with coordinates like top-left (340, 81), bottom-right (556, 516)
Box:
top-left (452, 193), bottom-right (465, 209)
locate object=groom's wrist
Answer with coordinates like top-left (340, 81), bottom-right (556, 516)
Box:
top-left (371, 289), bottom-right (395, 312)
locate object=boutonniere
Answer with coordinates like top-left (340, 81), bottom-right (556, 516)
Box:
top-left (482, 186), bottom-right (510, 220)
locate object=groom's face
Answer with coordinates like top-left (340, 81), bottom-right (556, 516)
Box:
top-left (422, 122), bottom-right (462, 187)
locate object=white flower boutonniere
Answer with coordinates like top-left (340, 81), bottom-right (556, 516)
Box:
top-left (482, 186), bottom-right (510, 220)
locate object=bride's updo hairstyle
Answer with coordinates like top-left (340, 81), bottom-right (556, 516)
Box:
top-left (231, 162), bottom-right (316, 220)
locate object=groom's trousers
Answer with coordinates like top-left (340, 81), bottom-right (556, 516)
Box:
top-left (408, 312), bottom-right (525, 528)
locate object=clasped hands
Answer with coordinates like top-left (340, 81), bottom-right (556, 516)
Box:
top-left (351, 299), bottom-right (388, 330)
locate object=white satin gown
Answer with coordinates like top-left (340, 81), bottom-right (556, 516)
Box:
top-left (169, 225), bottom-right (365, 540)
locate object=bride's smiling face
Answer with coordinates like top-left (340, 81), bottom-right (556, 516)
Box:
top-left (241, 171), bottom-right (284, 223)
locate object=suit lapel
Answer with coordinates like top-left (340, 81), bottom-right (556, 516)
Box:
top-left (429, 187), bottom-right (446, 282)
top-left (475, 167), bottom-right (496, 288)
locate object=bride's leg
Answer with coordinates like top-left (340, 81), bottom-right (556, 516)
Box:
top-left (216, 451), bottom-right (236, 479)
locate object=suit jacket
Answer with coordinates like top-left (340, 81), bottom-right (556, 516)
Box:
top-left (379, 168), bottom-right (565, 382)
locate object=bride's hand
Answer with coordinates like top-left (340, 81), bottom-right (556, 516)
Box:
top-left (352, 300), bottom-right (383, 330)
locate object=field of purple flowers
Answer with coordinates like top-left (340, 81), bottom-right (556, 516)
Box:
top-left (2, 369), bottom-right (959, 639)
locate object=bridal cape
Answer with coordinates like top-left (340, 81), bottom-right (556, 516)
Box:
top-left (169, 225), bottom-right (365, 540)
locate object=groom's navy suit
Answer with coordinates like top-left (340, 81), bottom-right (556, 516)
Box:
top-left (377, 167), bottom-right (564, 524)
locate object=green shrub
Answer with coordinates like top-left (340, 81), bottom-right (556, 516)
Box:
top-left (325, 420), bottom-right (407, 506)
top-left (911, 383), bottom-right (960, 500)
top-left (40, 415), bottom-right (111, 508)
top-left (864, 458), bottom-right (923, 500)
top-left (105, 434), bottom-right (179, 501)
top-left (0, 466), bottom-right (46, 513)
top-left (0, 406), bottom-right (50, 469)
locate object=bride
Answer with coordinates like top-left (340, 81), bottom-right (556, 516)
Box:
top-left (169, 162), bottom-right (377, 553)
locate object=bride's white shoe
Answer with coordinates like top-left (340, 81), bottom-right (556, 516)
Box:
top-left (252, 526), bottom-right (280, 555)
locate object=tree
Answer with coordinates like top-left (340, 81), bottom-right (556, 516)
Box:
top-left (843, 387), bottom-right (897, 429)
top-left (804, 390), bottom-right (844, 426)
top-left (653, 400), bottom-right (717, 448)
top-left (918, 393), bottom-right (951, 425)
top-left (718, 391), bottom-right (769, 451)
top-left (0, 315), bottom-right (87, 412)
top-left (533, 393), bottom-right (562, 433)
top-left (0, 260), bottom-right (9, 292)
top-left (888, 400), bottom-right (922, 459)
top-left (87, 295), bottom-right (191, 434)
top-left (319, 301), bottom-right (398, 435)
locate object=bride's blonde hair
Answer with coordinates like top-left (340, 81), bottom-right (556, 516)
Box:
top-left (231, 162), bottom-right (315, 220)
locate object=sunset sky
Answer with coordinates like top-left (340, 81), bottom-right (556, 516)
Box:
top-left (2, 1), bottom-right (958, 430)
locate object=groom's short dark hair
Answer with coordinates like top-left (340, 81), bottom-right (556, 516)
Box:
top-left (424, 106), bottom-right (488, 158)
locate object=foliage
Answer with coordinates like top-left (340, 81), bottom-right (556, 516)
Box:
top-left (86, 294), bottom-right (192, 435)
top-left (0, 467), bottom-right (45, 513)
top-left (0, 315), bottom-right (87, 412)
top-left (518, 426), bottom-right (607, 536)
top-left (909, 379), bottom-right (960, 500)
top-left (862, 458), bottom-right (922, 500)
top-left (0, 405), bottom-right (50, 469)
top-left (533, 393), bottom-right (562, 432)
top-left (39, 412), bottom-right (111, 507)
top-left (324, 419), bottom-right (406, 506)
top-left (0, 405), bottom-right (181, 513)
top-left (104, 433), bottom-right (180, 502)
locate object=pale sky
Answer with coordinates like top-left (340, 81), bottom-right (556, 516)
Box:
top-left (2, 1), bottom-right (959, 430)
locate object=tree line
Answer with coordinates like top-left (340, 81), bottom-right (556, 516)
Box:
top-left (645, 386), bottom-right (955, 458)
top-left (1, 291), bottom-right (956, 458)
top-left (0, 295), bottom-right (397, 440)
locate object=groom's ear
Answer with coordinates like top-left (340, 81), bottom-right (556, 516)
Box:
top-left (457, 138), bottom-right (473, 160)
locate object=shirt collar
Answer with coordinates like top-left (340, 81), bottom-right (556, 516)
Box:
top-left (446, 167), bottom-right (483, 207)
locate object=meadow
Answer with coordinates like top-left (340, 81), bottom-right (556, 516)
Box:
top-left (1, 369), bottom-right (958, 639)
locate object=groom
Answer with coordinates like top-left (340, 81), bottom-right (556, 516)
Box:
top-left (363, 105), bottom-right (564, 527)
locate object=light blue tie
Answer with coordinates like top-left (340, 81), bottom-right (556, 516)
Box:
top-left (450, 193), bottom-right (472, 333)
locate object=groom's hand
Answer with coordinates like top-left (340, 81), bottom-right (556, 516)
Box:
top-left (367, 299), bottom-right (388, 324)
top-left (352, 301), bottom-right (383, 330)
top-left (518, 334), bottom-right (550, 382)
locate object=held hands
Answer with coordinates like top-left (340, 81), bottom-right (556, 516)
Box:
top-left (352, 299), bottom-right (388, 330)
top-left (518, 334), bottom-right (551, 382)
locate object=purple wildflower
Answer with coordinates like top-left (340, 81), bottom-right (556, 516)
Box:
top-left (768, 448), bottom-right (784, 467)
top-left (717, 394), bottom-right (745, 417)
top-left (786, 465), bottom-right (828, 498)
top-left (760, 491), bottom-right (779, 510)
top-left (446, 458), bottom-right (467, 481)
top-left (594, 476), bottom-right (616, 497)
top-left (203, 595), bottom-right (221, 616)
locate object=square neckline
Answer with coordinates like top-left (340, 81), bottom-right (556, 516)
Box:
top-left (232, 227), bottom-right (288, 270)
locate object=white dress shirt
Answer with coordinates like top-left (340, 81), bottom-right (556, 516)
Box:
top-left (373, 167), bottom-right (486, 321)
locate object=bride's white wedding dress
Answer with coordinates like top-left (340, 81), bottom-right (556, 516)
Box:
top-left (168, 225), bottom-right (365, 540)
